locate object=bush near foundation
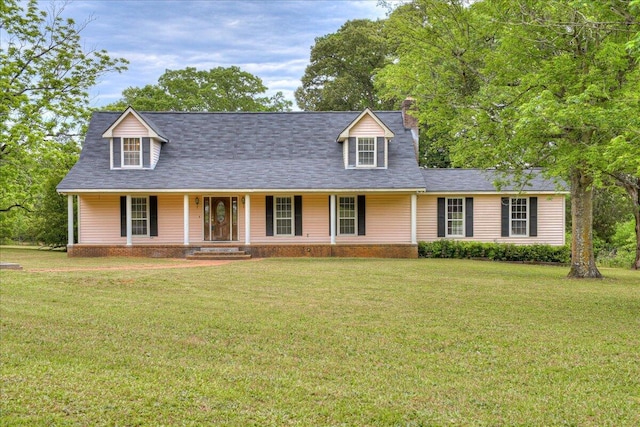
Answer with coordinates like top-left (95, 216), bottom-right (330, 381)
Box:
top-left (419, 240), bottom-right (570, 264)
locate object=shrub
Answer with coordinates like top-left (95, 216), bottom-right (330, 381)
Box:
top-left (595, 219), bottom-right (636, 268)
top-left (418, 240), bottom-right (570, 264)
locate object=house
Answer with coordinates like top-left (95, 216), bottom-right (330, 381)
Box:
top-left (56, 103), bottom-right (567, 258)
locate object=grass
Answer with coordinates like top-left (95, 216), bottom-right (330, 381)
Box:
top-left (1, 247), bottom-right (639, 426)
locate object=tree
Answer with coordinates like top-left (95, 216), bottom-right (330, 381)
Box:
top-left (295, 19), bottom-right (397, 111)
top-left (602, 135), bottom-right (640, 269)
top-left (592, 186), bottom-right (634, 246)
top-left (600, 0), bottom-right (640, 270)
top-left (1, 0), bottom-right (127, 241)
top-left (32, 138), bottom-right (80, 247)
top-left (378, 0), bottom-right (640, 278)
top-left (104, 66), bottom-right (292, 112)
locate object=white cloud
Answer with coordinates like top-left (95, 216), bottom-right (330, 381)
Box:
top-left (62, 0), bottom-right (389, 109)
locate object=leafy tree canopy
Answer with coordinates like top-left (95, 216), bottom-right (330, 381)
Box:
top-left (0, 0), bottom-right (126, 243)
top-left (378, 0), bottom-right (640, 277)
top-left (295, 19), bottom-right (397, 111)
top-left (104, 66), bottom-right (292, 112)
top-left (1, 0), bottom-right (127, 164)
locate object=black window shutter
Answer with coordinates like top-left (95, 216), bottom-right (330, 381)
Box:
top-left (437, 197), bottom-right (445, 238)
top-left (294, 195), bottom-right (302, 236)
top-left (113, 137), bottom-right (121, 168)
top-left (348, 137), bottom-right (356, 167)
top-left (357, 195), bottom-right (366, 236)
top-left (529, 197), bottom-right (538, 237)
top-left (465, 197), bottom-right (474, 237)
top-left (120, 196), bottom-right (127, 237)
top-left (265, 196), bottom-right (274, 236)
top-left (501, 197), bottom-right (510, 237)
top-left (142, 137), bottom-right (151, 168)
top-left (150, 196), bottom-right (158, 237)
top-left (376, 137), bottom-right (385, 168)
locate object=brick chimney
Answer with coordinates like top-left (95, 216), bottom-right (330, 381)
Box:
top-left (401, 97), bottom-right (420, 161)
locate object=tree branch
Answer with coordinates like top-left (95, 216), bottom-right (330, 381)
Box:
top-left (0, 204), bottom-right (32, 213)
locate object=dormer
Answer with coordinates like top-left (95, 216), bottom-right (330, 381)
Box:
top-left (102, 107), bottom-right (168, 170)
top-left (337, 109), bottom-right (394, 169)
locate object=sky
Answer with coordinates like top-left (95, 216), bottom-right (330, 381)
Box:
top-left (56, 0), bottom-right (393, 109)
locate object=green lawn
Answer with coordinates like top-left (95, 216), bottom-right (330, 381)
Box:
top-left (1, 247), bottom-right (639, 426)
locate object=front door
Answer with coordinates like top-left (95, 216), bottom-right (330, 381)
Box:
top-left (211, 197), bottom-right (230, 241)
top-left (203, 196), bottom-right (238, 241)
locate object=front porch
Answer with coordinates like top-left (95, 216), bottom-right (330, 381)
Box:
top-left (64, 192), bottom-right (420, 258)
top-left (66, 243), bottom-right (419, 259)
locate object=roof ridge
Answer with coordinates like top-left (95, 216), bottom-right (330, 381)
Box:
top-left (93, 110), bottom-right (401, 115)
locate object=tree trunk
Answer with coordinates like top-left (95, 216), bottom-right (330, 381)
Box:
top-left (568, 167), bottom-right (602, 278)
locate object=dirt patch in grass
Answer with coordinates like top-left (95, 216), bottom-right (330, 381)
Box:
top-left (27, 258), bottom-right (261, 272)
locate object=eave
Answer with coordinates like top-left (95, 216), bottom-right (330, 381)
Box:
top-left (101, 106), bottom-right (169, 142)
top-left (336, 108), bottom-right (395, 142)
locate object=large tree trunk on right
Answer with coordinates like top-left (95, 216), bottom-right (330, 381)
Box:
top-left (568, 167), bottom-right (602, 278)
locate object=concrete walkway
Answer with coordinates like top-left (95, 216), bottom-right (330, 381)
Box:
top-left (0, 262), bottom-right (23, 270)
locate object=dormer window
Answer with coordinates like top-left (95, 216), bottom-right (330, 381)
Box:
top-left (123, 138), bottom-right (142, 167)
top-left (337, 109), bottom-right (393, 170)
top-left (103, 107), bottom-right (168, 170)
top-left (357, 137), bottom-right (376, 167)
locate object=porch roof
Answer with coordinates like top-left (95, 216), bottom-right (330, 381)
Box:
top-left (421, 168), bottom-right (566, 193)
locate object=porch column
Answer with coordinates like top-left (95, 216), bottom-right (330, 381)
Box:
top-left (411, 194), bottom-right (417, 245)
top-left (67, 195), bottom-right (74, 246)
top-left (126, 195), bottom-right (132, 246)
top-left (183, 195), bottom-right (190, 245)
top-left (77, 195), bottom-right (81, 244)
top-left (244, 194), bottom-right (251, 245)
top-left (330, 194), bottom-right (336, 245)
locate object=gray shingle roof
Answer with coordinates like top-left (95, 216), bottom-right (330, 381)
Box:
top-left (58, 110), bottom-right (424, 192)
top-left (138, 112), bottom-right (169, 142)
top-left (421, 168), bottom-right (564, 193)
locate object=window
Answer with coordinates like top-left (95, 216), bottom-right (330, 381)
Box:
top-left (357, 137), bottom-right (375, 166)
top-left (131, 197), bottom-right (148, 235)
top-left (275, 196), bottom-right (292, 235)
top-left (339, 196), bottom-right (356, 235)
top-left (447, 198), bottom-right (464, 237)
top-left (510, 198), bottom-right (528, 236)
top-left (123, 137), bottom-right (141, 166)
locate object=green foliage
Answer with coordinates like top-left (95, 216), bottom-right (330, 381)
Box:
top-left (627, 0), bottom-right (640, 54)
top-left (378, 0), bottom-right (640, 277)
top-left (0, 0), bottom-right (126, 242)
top-left (104, 66), bottom-right (292, 112)
top-left (1, 0), bottom-right (127, 162)
top-left (31, 139), bottom-right (79, 247)
top-left (419, 240), bottom-right (571, 264)
top-left (596, 219), bottom-right (638, 269)
top-left (592, 187), bottom-right (634, 244)
top-left (295, 19), bottom-right (397, 111)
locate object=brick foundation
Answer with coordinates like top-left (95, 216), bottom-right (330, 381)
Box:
top-left (67, 244), bottom-right (418, 259)
top-left (67, 245), bottom-right (192, 258)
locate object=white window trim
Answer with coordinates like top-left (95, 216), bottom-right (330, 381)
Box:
top-left (274, 196), bottom-right (294, 237)
top-left (510, 197), bottom-right (529, 237)
top-left (338, 196), bottom-right (357, 236)
top-left (446, 197), bottom-right (465, 238)
top-left (131, 196), bottom-right (149, 237)
top-left (356, 137), bottom-right (376, 168)
top-left (122, 137), bottom-right (143, 168)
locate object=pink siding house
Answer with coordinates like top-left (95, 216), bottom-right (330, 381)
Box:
top-left (57, 105), bottom-right (567, 258)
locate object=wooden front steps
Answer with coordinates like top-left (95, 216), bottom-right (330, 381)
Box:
top-left (186, 247), bottom-right (251, 261)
